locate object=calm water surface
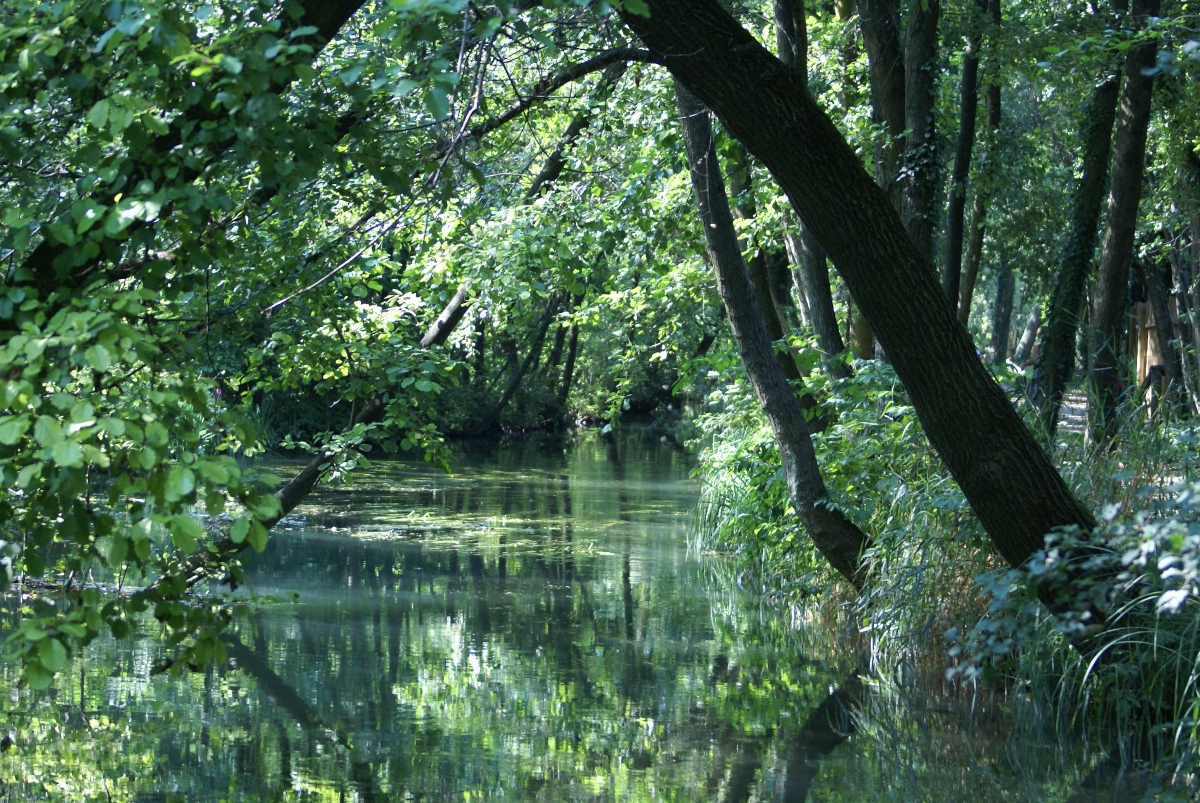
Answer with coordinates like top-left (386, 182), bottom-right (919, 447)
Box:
top-left (1, 432), bottom-right (1101, 801)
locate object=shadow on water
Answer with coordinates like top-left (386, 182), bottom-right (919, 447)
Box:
top-left (0, 429), bottom-right (1139, 801)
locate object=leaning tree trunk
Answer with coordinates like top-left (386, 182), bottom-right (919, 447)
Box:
top-left (676, 81), bottom-right (870, 587)
top-left (1028, 77), bottom-right (1121, 437)
top-left (623, 0), bottom-right (1095, 586)
top-left (1013, 305), bottom-right (1040, 365)
top-left (942, 0), bottom-right (986, 311)
top-left (1088, 0), bottom-right (1160, 445)
top-left (901, 0), bottom-right (942, 262)
top-left (475, 294), bottom-right (560, 434)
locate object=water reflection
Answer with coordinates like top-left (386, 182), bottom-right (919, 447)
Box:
top-left (1, 431), bottom-right (1117, 801)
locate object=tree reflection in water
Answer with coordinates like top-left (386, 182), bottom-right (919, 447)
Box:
top-left (1, 432), bottom-right (1111, 801)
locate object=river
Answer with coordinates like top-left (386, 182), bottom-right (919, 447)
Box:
top-left (1, 430), bottom-right (1107, 801)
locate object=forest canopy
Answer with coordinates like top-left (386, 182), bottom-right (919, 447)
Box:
top-left (3, 0), bottom-right (1200, 785)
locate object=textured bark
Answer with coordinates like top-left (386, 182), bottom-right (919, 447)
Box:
top-left (783, 232), bottom-right (814, 327)
top-left (774, 0), bottom-right (807, 75)
top-left (942, 0), bottom-right (985, 310)
top-left (420, 282), bottom-right (472, 350)
top-left (546, 322), bottom-right (568, 371)
top-left (990, 260), bottom-right (1014, 363)
top-left (675, 82), bottom-right (870, 587)
top-left (857, 0), bottom-right (906, 200)
top-left (901, 0), bottom-right (942, 261)
top-left (625, 0), bottom-right (1095, 578)
top-left (1026, 78), bottom-right (1121, 436)
top-left (1088, 0), bottom-right (1160, 444)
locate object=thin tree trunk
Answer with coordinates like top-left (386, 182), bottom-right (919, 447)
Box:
top-left (1028, 78), bottom-right (1121, 436)
top-left (545, 323), bottom-right (568, 371)
top-left (1147, 259), bottom-right (1182, 410)
top-left (625, 0), bottom-right (1095, 585)
top-left (778, 0), bottom-right (852, 382)
top-left (784, 232), bottom-right (814, 327)
top-left (902, 0), bottom-right (942, 262)
top-left (857, 0), bottom-right (906, 204)
top-left (1013, 305), bottom-right (1040, 365)
top-left (990, 260), bottom-right (1014, 363)
top-left (1170, 250), bottom-right (1200, 414)
top-left (476, 295), bottom-right (560, 433)
top-left (675, 81), bottom-right (870, 587)
top-left (791, 229), bottom-right (851, 379)
top-left (1088, 0), bottom-right (1160, 445)
top-left (956, 0), bottom-right (1003, 324)
top-left (943, 0), bottom-right (986, 310)
top-left (558, 322), bottom-right (581, 405)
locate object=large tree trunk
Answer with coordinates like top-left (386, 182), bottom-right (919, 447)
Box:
top-left (990, 260), bottom-right (1015, 364)
top-left (942, 0), bottom-right (986, 311)
top-left (1087, 0), bottom-right (1161, 445)
top-left (1028, 78), bottom-right (1121, 437)
top-left (675, 82), bottom-right (870, 588)
top-left (857, 0), bottom-right (906, 203)
top-left (624, 0), bottom-right (1095, 582)
top-left (901, 0), bottom-right (942, 262)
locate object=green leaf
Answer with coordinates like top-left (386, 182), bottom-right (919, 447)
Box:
top-left (169, 516), bottom-right (203, 553)
top-left (51, 440), bottom-right (84, 468)
top-left (0, 416), bottom-right (29, 445)
top-left (38, 637), bottom-right (68, 672)
top-left (84, 344), bottom-right (112, 372)
top-left (25, 664), bottom-right (53, 690)
top-left (87, 99), bottom-right (110, 130)
top-left (229, 516), bottom-right (249, 544)
top-left (33, 416), bottom-right (63, 447)
top-left (108, 534), bottom-right (129, 566)
top-left (425, 87), bottom-right (449, 121)
top-left (247, 520), bottom-right (268, 552)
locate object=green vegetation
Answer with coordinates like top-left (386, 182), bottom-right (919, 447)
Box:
top-left (2, 0), bottom-right (1200, 797)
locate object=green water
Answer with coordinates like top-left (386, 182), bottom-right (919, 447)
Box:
top-left (1, 431), bottom-right (1106, 802)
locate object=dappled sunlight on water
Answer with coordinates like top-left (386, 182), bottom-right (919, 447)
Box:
top-left (1, 430), bottom-right (1124, 801)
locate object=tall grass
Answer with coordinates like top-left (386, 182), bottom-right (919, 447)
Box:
top-left (687, 360), bottom-right (1200, 789)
